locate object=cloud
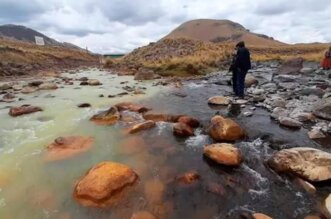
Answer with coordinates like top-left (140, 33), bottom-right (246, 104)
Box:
top-left (0, 0), bottom-right (330, 53)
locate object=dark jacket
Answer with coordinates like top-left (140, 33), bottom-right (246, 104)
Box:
top-left (234, 47), bottom-right (251, 72)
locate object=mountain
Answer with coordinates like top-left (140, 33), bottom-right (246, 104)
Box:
top-left (163, 19), bottom-right (285, 46)
top-left (0, 24), bottom-right (83, 50)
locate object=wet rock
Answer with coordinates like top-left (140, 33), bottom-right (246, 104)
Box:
top-left (74, 162), bottom-right (138, 208)
top-left (28, 80), bottom-right (43, 87)
top-left (90, 107), bottom-right (120, 125)
top-left (278, 82), bottom-right (299, 90)
top-left (38, 83), bottom-right (58, 90)
top-left (80, 81), bottom-right (88, 86)
top-left (299, 87), bottom-right (325, 98)
top-left (115, 102), bottom-right (150, 113)
top-left (144, 179), bottom-right (165, 204)
top-left (278, 57), bottom-right (303, 75)
top-left (245, 74), bottom-right (258, 87)
top-left (243, 111), bottom-right (253, 117)
top-left (9, 105), bottom-right (42, 117)
top-left (78, 103), bottom-right (91, 108)
top-left (271, 108), bottom-right (289, 120)
top-left (208, 96), bottom-right (231, 105)
top-left (248, 88), bottom-right (265, 95)
top-left (294, 178), bottom-right (316, 194)
top-left (0, 82), bottom-right (12, 90)
top-left (131, 211), bottom-right (155, 219)
top-left (253, 213), bottom-right (273, 219)
top-left (206, 182), bottom-right (225, 196)
top-left (204, 143), bottom-right (243, 166)
top-left (175, 171), bottom-right (200, 185)
top-left (300, 67), bottom-right (314, 74)
top-left (326, 194), bottom-right (331, 217)
top-left (308, 128), bottom-right (326, 139)
top-left (208, 116), bottom-right (245, 141)
top-left (143, 112), bottom-right (181, 122)
top-left (78, 77), bottom-right (88, 81)
top-left (12, 85), bottom-right (22, 91)
top-left (21, 86), bottom-right (38, 94)
top-left (173, 123), bottom-right (194, 137)
top-left (268, 147), bottom-right (331, 182)
top-left (45, 136), bottom-right (94, 161)
top-left (134, 68), bottom-right (155, 80)
top-left (178, 116), bottom-right (200, 128)
top-left (3, 93), bottom-right (15, 99)
top-left (313, 98), bottom-right (331, 120)
top-left (291, 112), bottom-right (315, 122)
top-left (279, 117), bottom-right (302, 129)
top-left (87, 79), bottom-right (102, 86)
top-left (133, 89), bottom-right (145, 95)
top-left (128, 120), bottom-right (156, 134)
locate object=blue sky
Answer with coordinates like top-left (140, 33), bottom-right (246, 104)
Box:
top-left (1, 0), bottom-right (330, 53)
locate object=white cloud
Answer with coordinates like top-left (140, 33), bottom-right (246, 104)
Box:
top-left (1, 0), bottom-right (331, 53)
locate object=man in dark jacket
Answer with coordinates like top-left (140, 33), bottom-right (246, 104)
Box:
top-left (230, 41), bottom-right (251, 98)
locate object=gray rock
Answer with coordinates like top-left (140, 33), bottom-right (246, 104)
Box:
top-left (279, 117), bottom-right (302, 128)
top-left (0, 83), bottom-right (12, 90)
top-left (313, 98), bottom-right (331, 120)
top-left (299, 87), bottom-right (325, 98)
top-left (300, 67), bottom-right (314, 74)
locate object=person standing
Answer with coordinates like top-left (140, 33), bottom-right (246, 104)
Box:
top-left (321, 47), bottom-right (331, 70)
top-left (232, 41), bottom-right (251, 98)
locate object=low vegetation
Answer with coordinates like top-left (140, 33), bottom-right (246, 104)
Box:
top-left (108, 38), bottom-right (330, 77)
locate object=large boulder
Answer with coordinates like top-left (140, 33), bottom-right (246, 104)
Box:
top-left (73, 162), bottom-right (138, 208)
top-left (45, 136), bottom-right (93, 161)
top-left (203, 143), bottom-right (243, 166)
top-left (90, 107), bottom-right (120, 125)
top-left (268, 147), bottom-right (331, 182)
top-left (128, 120), bottom-right (156, 134)
top-left (173, 123), bottom-right (194, 137)
top-left (9, 105), bottom-right (42, 117)
top-left (115, 102), bottom-right (150, 113)
top-left (134, 68), bottom-right (155, 80)
top-left (208, 116), bottom-right (245, 141)
top-left (313, 98), bottom-right (331, 120)
top-left (38, 83), bottom-right (58, 90)
top-left (277, 58), bottom-right (304, 75)
top-left (208, 96), bottom-right (231, 105)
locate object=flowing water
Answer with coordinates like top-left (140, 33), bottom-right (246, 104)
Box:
top-left (0, 69), bottom-right (330, 219)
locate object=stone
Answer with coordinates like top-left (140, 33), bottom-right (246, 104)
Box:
top-left (90, 107), bottom-right (120, 125)
top-left (28, 81), bottom-right (43, 87)
top-left (294, 178), bottom-right (316, 194)
top-left (279, 117), bottom-right (302, 129)
top-left (278, 57), bottom-right (304, 75)
top-left (204, 143), bottom-right (243, 166)
top-left (299, 87), bottom-right (325, 98)
top-left (243, 111), bottom-right (253, 117)
top-left (245, 74), bottom-right (258, 87)
top-left (208, 96), bottom-right (231, 105)
top-left (78, 77), bottom-right (88, 81)
top-left (206, 182), bottom-right (225, 196)
top-left (313, 98), bottom-right (331, 120)
top-left (173, 123), bottom-right (194, 137)
top-left (131, 211), bottom-right (155, 219)
top-left (45, 136), bottom-right (94, 161)
top-left (177, 116), bottom-right (200, 128)
top-left (300, 67), bottom-right (314, 74)
top-left (38, 83), bottom-right (58, 90)
top-left (308, 129), bottom-right (326, 139)
top-left (80, 81), bottom-right (88, 86)
top-left (115, 102), bottom-right (150, 113)
top-left (326, 194), bottom-right (331, 217)
top-left (87, 79), bottom-right (102, 86)
top-left (270, 107), bottom-right (288, 120)
top-left (74, 162), bottom-right (138, 208)
top-left (134, 68), bottom-right (155, 80)
top-left (3, 93), bottom-right (15, 99)
top-left (144, 179), bottom-right (165, 205)
top-left (253, 213), bottom-right (273, 219)
top-left (128, 120), bottom-right (156, 134)
top-left (176, 171), bottom-right (200, 185)
top-left (268, 147), bottom-right (331, 182)
top-left (208, 116), bottom-right (245, 141)
top-left (143, 113), bottom-right (181, 123)
top-left (77, 103), bottom-right (91, 108)
top-left (0, 83), bottom-right (12, 90)
top-left (9, 105), bottom-right (42, 117)
top-left (21, 86), bottom-right (38, 94)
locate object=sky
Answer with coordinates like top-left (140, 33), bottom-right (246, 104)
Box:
top-left (0, 0), bottom-right (331, 54)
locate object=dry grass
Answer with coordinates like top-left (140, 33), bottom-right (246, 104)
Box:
top-left (0, 38), bottom-right (98, 66)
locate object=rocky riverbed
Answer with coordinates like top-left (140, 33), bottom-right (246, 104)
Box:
top-left (0, 63), bottom-right (330, 219)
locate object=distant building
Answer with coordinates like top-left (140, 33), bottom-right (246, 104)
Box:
top-left (35, 36), bottom-right (45, 46)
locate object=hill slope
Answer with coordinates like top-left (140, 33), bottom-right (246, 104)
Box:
top-left (0, 24), bottom-right (84, 50)
top-left (163, 19), bottom-right (285, 46)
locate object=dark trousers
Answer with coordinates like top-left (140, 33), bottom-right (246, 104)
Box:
top-left (232, 68), bottom-right (247, 97)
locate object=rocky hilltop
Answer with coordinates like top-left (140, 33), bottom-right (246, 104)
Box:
top-left (163, 19), bottom-right (285, 46)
